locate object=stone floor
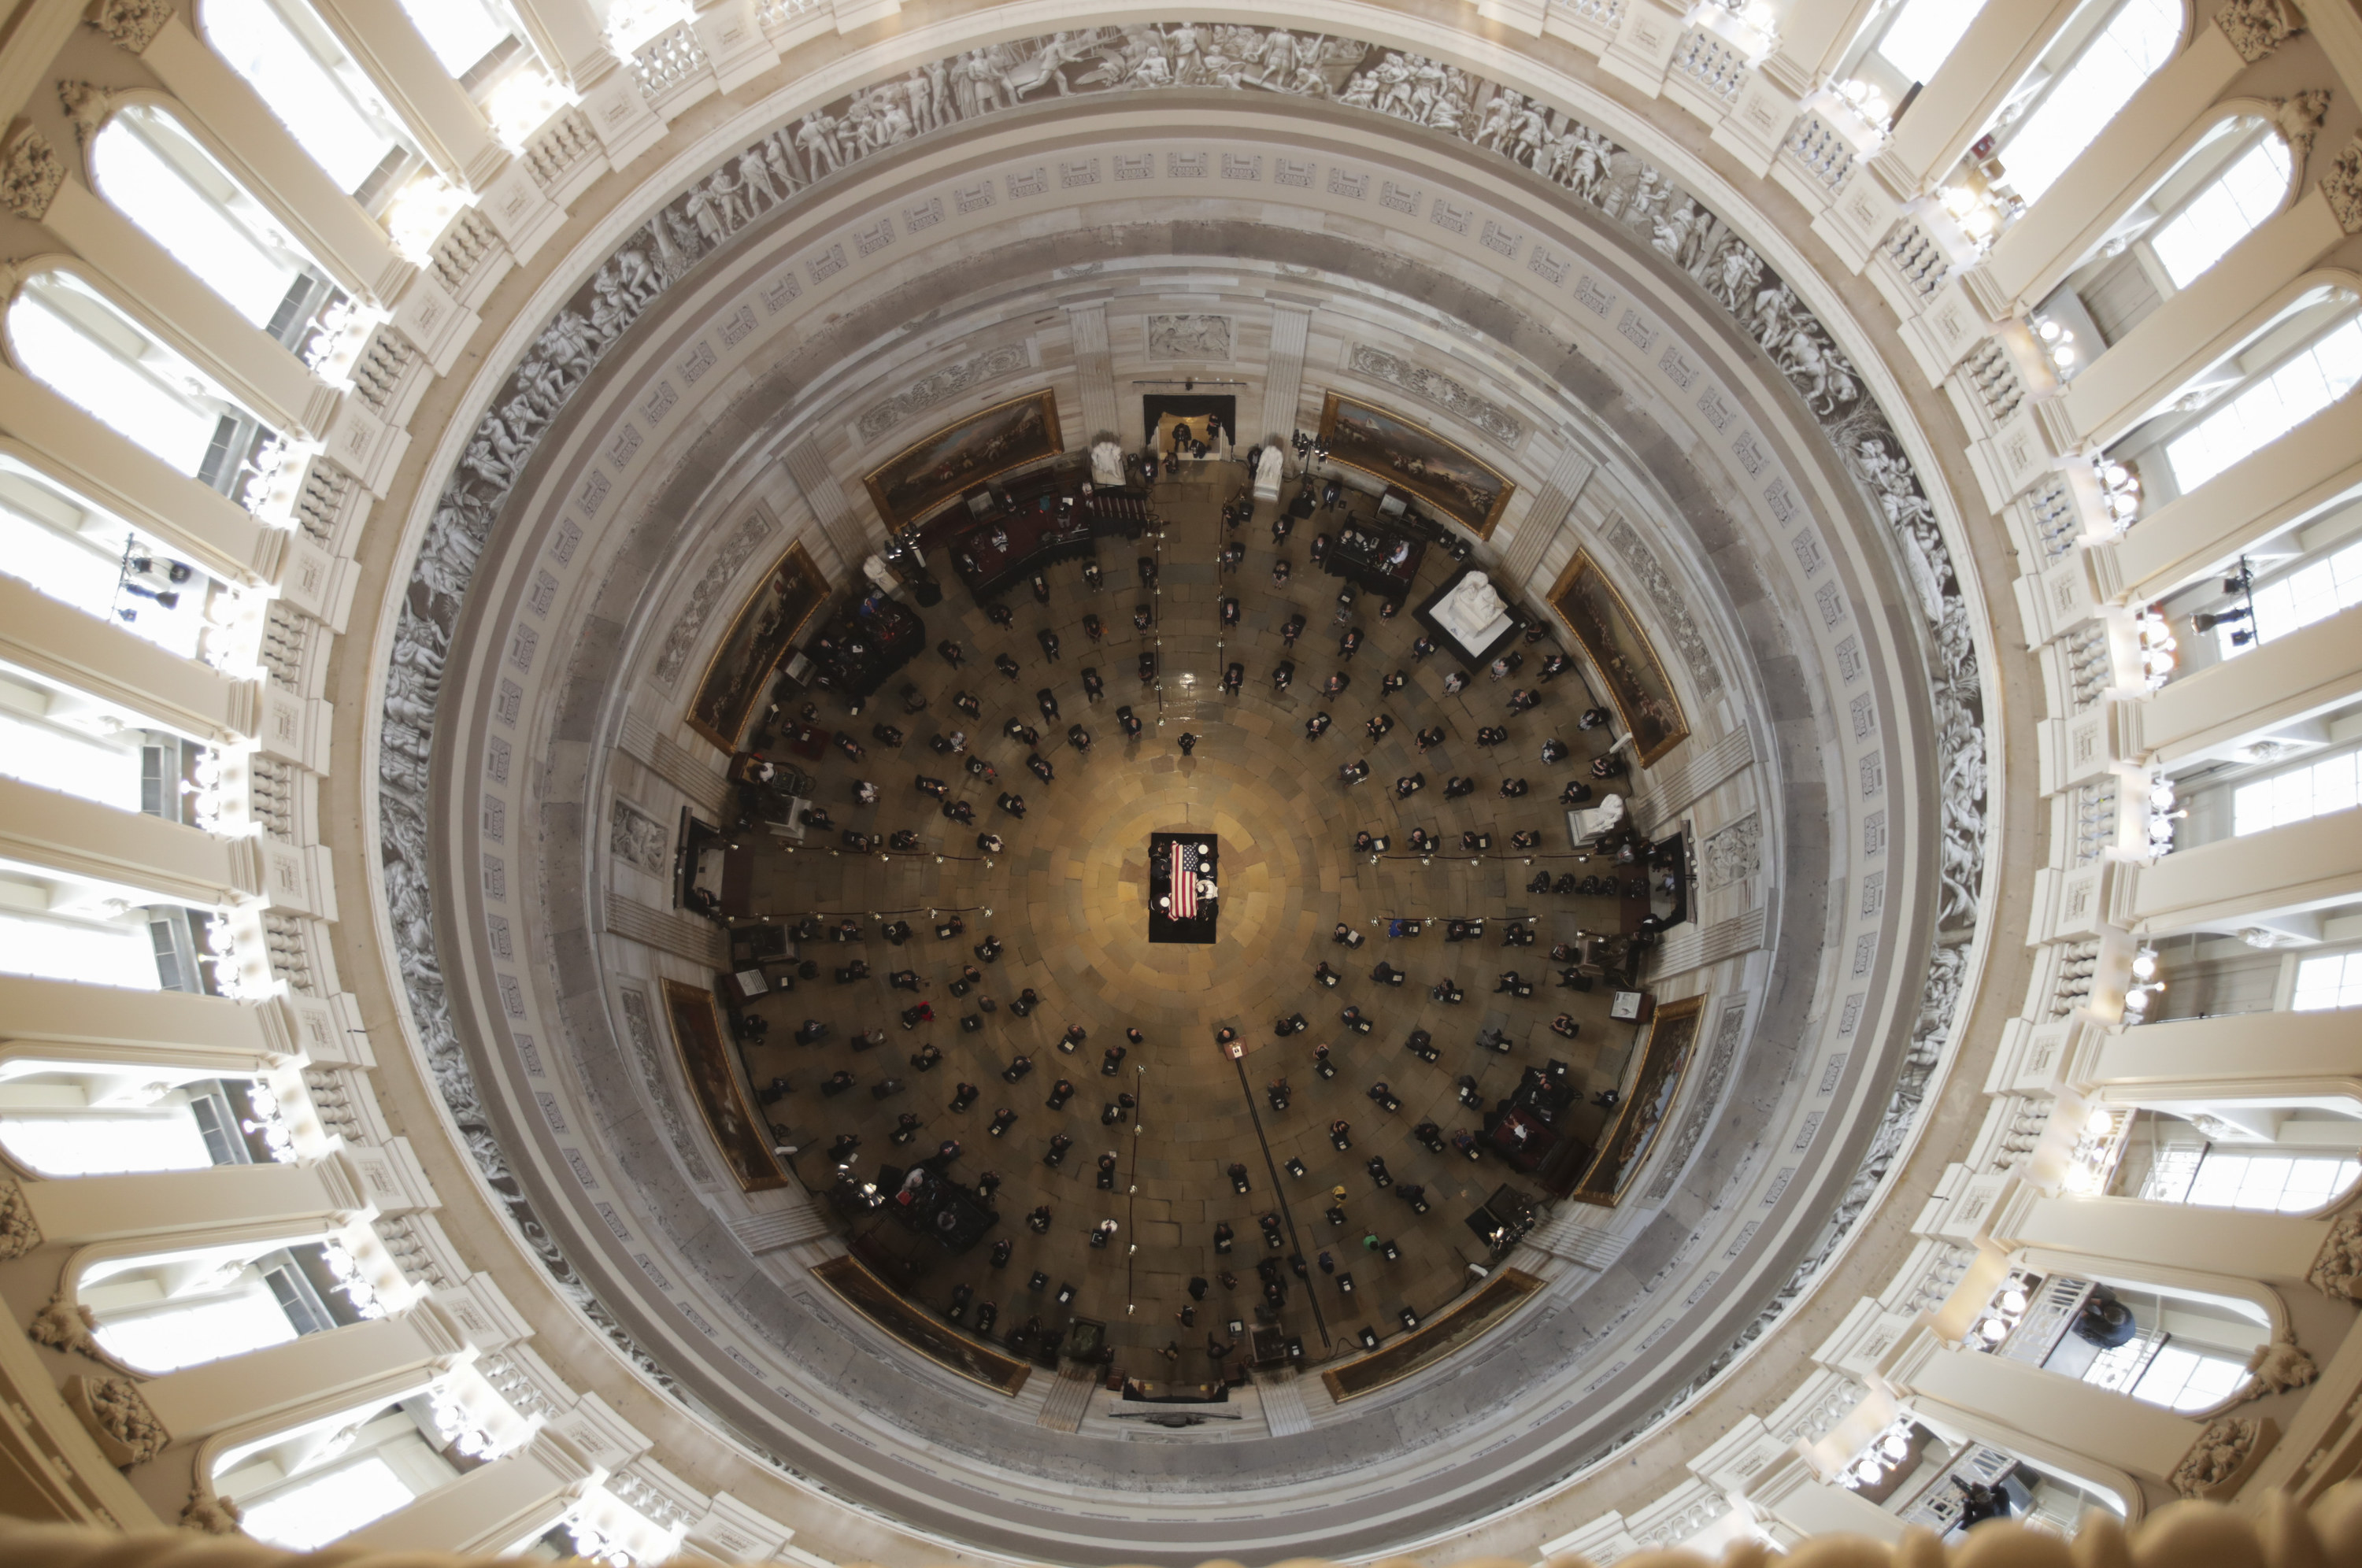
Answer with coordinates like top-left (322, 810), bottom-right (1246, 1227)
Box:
top-left (738, 462), bottom-right (1649, 1373)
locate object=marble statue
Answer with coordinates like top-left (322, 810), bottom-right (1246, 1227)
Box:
top-left (1253, 445), bottom-right (1283, 501)
top-left (1431, 570), bottom-right (1512, 652)
top-left (1090, 438), bottom-right (1126, 488)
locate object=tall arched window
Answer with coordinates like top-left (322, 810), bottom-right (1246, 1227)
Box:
top-left (0, 456), bottom-right (233, 663)
top-left (0, 861), bottom-right (219, 995)
top-left (91, 106), bottom-right (345, 359)
top-left (1987, 0), bottom-right (2184, 205)
top-left (215, 1399), bottom-right (463, 1550)
top-left (2149, 133), bottom-right (2294, 288)
top-left (1875, 0), bottom-right (1993, 83)
top-left (2165, 311), bottom-right (2362, 492)
top-left (199, 0), bottom-right (416, 202)
top-left (394, 0), bottom-right (515, 78)
top-left (80, 1237), bottom-right (364, 1373)
top-left (5, 270), bottom-right (282, 506)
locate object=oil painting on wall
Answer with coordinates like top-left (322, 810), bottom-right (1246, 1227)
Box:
top-left (863, 390), bottom-right (1063, 530)
top-left (687, 542), bottom-right (827, 752)
top-left (1550, 549), bottom-right (1690, 767)
top-left (1571, 994), bottom-right (1707, 1206)
top-left (661, 978), bottom-right (787, 1192)
top-left (1317, 391), bottom-right (1515, 538)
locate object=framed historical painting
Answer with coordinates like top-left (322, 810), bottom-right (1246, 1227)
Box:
top-left (687, 542), bottom-right (828, 753)
top-left (862, 390), bottom-right (1063, 531)
top-left (1569, 994), bottom-right (1708, 1207)
top-left (1549, 549), bottom-right (1690, 767)
top-left (1316, 391), bottom-right (1516, 538)
top-left (660, 979), bottom-right (787, 1192)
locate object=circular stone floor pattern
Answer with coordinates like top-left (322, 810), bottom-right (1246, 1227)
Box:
top-left (739, 466), bottom-right (1651, 1370)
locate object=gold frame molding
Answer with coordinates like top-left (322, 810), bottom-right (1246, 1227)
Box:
top-left (1570, 993), bottom-right (1709, 1207)
top-left (1316, 390), bottom-right (1516, 538)
top-left (685, 542), bottom-right (828, 753)
top-left (660, 979), bottom-right (788, 1192)
top-left (861, 389), bottom-right (1064, 531)
top-left (1548, 547), bottom-right (1690, 768)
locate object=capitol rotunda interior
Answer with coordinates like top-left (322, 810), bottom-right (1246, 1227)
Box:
top-left (4, 0), bottom-right (2362, 1564)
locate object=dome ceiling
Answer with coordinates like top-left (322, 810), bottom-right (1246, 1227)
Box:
top-left (366, 26), bottom-right (1995, 1562)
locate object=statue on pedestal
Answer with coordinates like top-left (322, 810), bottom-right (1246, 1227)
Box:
top-left (1253, 444), bottom-right (1283, 501)
top-left (1090, 438), bottom-right (1127, 488)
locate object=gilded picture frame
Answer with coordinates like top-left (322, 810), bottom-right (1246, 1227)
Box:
top-left (862, 389), bottom-right (1064, 531)
top-left (686, 542), bottom-right (828, 753)
top-left (1549, 549), bottom-right (1690, 767)
top-left (1316, 390), bottom-right (1516, 538)
top-left (1570, 993), bottom-right (1709, 1207)
top-left (660, 978), bottom-right (788, 1192)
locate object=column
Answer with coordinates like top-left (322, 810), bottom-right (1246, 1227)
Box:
top-left (346, 1429), bottom-right (600, 1553)
top-left (305, 0), bottom-right (507, 190)
top-left (0, 575), bottom-right (261, 748)
top-left (0, 976), bottom-right (304, 1075)
top-left (2101, 390), bottom-right (2362, 605)
top-left (0, 775), bottom-right (263, 911)
top-left (128, 1307), bottom-right (460, 1447)
top-left (39, 177), bottom-right (339, 441)
top-left (1868, 0), bottom-right (2086, 201)
top-left (1258, 302), bottom-right (1313, 452)
top-left (779, 441), bottom-right (876, 567)
top-left (1990, 1189), bottom-right (2331, 1287)
top-left (508, 0), bottom-right (620, 91)
top-left (2129, 815), bottom-right (2362, 936)
top-left (2060, 189), bottom-right (2353, 449)
top-left (1966, 28), bottom-right (2246, 316)
top-left (1498, 448), bottom-right (1595, 587)
top-left (0, 2), bottom-right (83, 131)
top-left (0, 364), bottom-right (281, 587)
top-left (8, 1156), bottom-right (371, 1256)
top-left (139, 17), bottom-right (415, 305)
top-left (1745, 1454), bottom-right (1909, 1545)
top-left (2131, 608), bottom-right (2362, 767)
top-left (2082, 1010), bottom-right (2362, 1108)
top-left (1062, 302), bottom-right (1118, 445)
top-left (1885, 1326), bottom-right (2224, 1491)
top-left (1759, 0), bottom-right (1886, 94)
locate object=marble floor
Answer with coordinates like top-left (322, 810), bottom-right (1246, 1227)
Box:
top-left (738, 462), bottom-right (1653, 1373)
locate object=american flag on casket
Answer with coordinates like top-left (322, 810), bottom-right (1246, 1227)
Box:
top-left (1169, 841), bottom-right (1198, 919)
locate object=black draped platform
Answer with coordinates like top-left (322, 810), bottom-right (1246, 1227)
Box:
top-left (1148, 832), bottom-right (1219, 944)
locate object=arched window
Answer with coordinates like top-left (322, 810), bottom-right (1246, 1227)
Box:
top-left (79, 1236), bottom-right (365, 1372)
top-left (1875, 0), bottom-right (1993, 83)
top-left (91, 106), bottom-right (345, 359)
top-left (215, 1399), bottom-right (463, 1550)
top-left (5, 270), bottom-right (282, 506)
top-left (0, 860), bottom-right (221, 995)
top-left (394, 0), bottom-right (515, 79)
top-left (1987, 0), bottom-right (2184, 205)
top-left (199, 0), bottom-right (416, 201)
top-left (2149, 134), bottom-right (2294, 288)
top-left (2165, 311), bottom-right (2362, 492)
top-left (0, 456), bottom-right (234, 663)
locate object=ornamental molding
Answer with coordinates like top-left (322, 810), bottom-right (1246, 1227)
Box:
top-left (89, 0), bottom-right (173, 53)
top-left (2216, 0), bottom-right (2303, 63)
top-left (1346, 342), bottom-right (1523, 446)
top-left (855, 342), bottom-right (1030, 442)
top-left (63, 1374), bottom-right (167, 1466)
top-left (1, 128), bottom-right (63, 223)
top-left (0, 1176), bottom-right (42, 1260)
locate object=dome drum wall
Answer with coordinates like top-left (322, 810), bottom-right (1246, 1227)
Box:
top-left (368, 74), bottom-right (1992, 1562)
